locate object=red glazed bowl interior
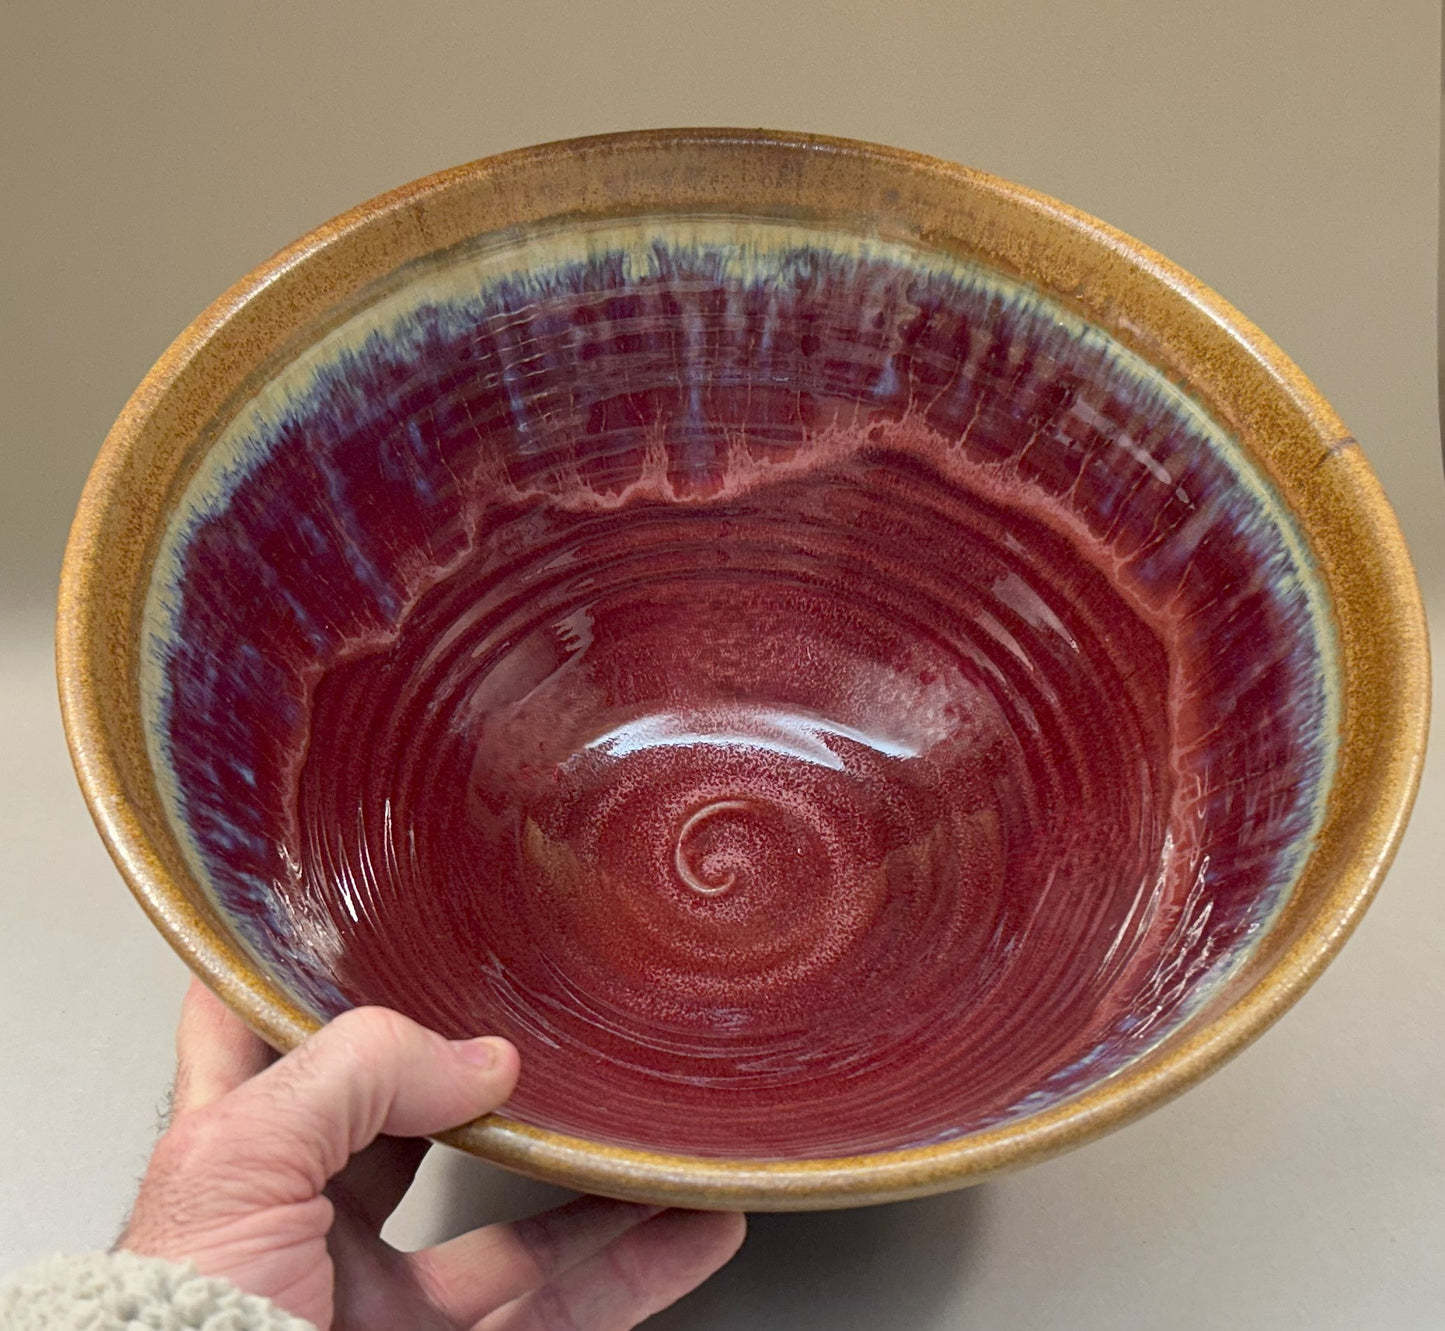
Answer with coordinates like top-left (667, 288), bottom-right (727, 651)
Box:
top-left (136, 214), bottom-right (1338, 1161)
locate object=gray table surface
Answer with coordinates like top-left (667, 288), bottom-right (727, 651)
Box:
top-left (4, 3), bottom-right (1442, 1326)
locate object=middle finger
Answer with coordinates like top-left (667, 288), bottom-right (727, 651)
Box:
top-left (408, 1195), bottom-right (661, 1325)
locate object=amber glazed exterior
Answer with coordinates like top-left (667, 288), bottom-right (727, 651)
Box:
top-left (58, 129), bottom-right (1428, 1209)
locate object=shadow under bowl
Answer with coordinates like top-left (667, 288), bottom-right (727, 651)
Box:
top-left (58, 130), bottom-right (1428, 1209)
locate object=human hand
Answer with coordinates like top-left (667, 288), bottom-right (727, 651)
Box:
top-left (119, 980), bottom-right (745, 1329)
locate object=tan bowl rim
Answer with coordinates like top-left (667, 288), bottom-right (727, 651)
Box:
top-left (57, 127), bottom-right (1430, 1210)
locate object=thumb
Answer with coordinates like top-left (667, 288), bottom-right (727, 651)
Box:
top-left (177, 1007), bottom-right (518, 1201)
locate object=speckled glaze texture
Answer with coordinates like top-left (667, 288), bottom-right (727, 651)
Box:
top-left (58, 131), bottom-right (1428, 1207)
top-left (140, 222), bottom-right (1333, 1158)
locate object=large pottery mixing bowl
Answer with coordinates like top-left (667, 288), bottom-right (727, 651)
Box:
top-left (57, 130), bottom-right (1428, 1209)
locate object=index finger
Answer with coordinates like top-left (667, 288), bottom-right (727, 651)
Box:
top-left (172, 976), bottom-right (274, 1114)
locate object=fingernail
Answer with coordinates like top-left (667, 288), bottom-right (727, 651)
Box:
top-left (453, 1036), bottom-right (507, 1069)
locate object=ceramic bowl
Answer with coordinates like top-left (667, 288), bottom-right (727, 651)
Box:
top-left (58, 130), bottom-right (1428, 1209)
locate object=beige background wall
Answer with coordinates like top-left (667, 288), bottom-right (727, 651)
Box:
top-left (5, 2), bottom-right (1443, 606)
top-left (3, 4), bottom-right (1442, 1328)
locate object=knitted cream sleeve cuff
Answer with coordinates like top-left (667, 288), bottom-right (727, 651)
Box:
top-left (0, 1250), bottom-right (315, 1330)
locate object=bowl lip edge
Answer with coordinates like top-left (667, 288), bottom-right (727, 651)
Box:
top-left (54, 125), bottom-right (1433, 1209)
